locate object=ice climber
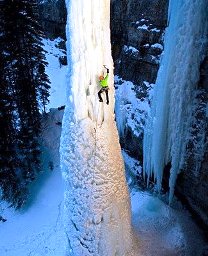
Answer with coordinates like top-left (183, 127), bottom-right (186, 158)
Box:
top-left (98, 65), bottom-right (109, 105)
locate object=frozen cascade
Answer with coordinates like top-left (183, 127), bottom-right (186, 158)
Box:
top-left (143, 0), bottom-right (208, 202)
top-left (60, 0), bottom-right (134, 255)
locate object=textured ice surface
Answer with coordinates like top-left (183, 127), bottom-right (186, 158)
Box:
top-left (60, 0), bottom-right (134, 255)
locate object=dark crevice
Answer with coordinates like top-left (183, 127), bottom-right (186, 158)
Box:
top-left (71, 219), bottom-right (79, 232)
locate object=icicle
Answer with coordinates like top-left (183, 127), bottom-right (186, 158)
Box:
top-left (143, 0), bottom-right (208, 202)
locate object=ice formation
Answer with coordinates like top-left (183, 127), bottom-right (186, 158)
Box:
top-left (60, 0), bottom-right (133, 255)
top-left (115, 76), bottom-right (151, 139)
top-left (143, 0), bottom-right (208, 201)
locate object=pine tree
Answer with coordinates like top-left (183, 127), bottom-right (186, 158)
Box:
top-left (0, 0), bottom-right (50, 207)
top-left (0, 51), bottom-right (28, 207)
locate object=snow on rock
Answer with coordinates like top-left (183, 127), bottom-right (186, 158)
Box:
top-left (150, 43), bottom-right (163, 50)
top-left (115, 76), bottom-right (153, 139)
top-left (143, 0), bottom-right (208, 202)
top-left (150, 28), bottom-right (160, 33)
top-left (60, 0), bottom-right (134, 255)
top-left (137, 24), bottom-right (149, 30)
top-left (134, 18), bottom-right (161, 34)
top-left (124, 45), bottom-right (139, 56)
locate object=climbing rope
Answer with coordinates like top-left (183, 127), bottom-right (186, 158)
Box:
top-left (90, 102), bottom-right (101, 215)
top-left (89, 104), bottom-right (98, 212)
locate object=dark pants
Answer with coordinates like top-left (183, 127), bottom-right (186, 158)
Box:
top-left (98, 87), bottom-right (109, 104)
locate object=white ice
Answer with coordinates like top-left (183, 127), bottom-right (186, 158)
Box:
top-left (143, 0), bottom-right (208, 202)
top-left (60, 0), bottom-right (134, 255)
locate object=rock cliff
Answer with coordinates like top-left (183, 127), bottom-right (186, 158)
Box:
top-left (176, 55), bottom-right (208, 227)
top-left (111, 0), bottom-right (168, 85)
top-left (38, 0), bottom-right (67, 39)
top-left (111, 0), bottom-right (168, 159)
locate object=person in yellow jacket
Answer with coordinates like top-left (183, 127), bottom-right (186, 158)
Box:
top-left (98, 65), bottom-right (109, 105)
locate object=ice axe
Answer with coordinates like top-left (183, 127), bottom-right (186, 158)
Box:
top-left (103, 65), bottom-right (109, 74)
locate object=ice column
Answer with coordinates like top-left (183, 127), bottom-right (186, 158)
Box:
top-left (60, 0), bottom-right (133, 255)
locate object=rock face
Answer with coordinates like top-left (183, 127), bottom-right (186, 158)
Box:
top-left (111, 0), bottom-right (168, 85)
top-left (111, 0), bottom-right (168, 159)
top-left (38, 0), bottom-right (67, 39)
top-left (175, 55), bottom-right (208, 227)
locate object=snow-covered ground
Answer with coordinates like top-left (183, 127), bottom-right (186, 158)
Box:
top-left (0, 143), bottom-right (205, 255)
top-left (42, 37), bottom-right (67, 111)
top-left (0, 109), bottom-right (67, 256)
top-left (125, 152), bottom-right (206, 256)
top-left (0, 38), bottom-right (68, 256)
top-left (131, 189), bottom-right (205, 256)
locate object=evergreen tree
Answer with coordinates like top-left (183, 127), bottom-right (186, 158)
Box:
top-left (36, 62), bottom-right (51, 112)
top-left (0, 52), bottom-right (27, 207)
top-left (0, 0), bottom-right (50, 207)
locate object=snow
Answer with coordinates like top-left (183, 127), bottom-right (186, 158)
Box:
top-left (131, 189), bottom-right (205, 256)
top-left (42, 37), bottom-right (67, 111)
top-left (137, 24), bottom-right (149, 30)
top-left (135, 19), bottom-right (161, 34)
top-left (124, 45), bottom-right (139, 55)
top-left (143, 0), bottom-right (208, 202)
top-left (135, 23), bottom-right (161, 33)
top-left (151, 43), bottom-right (163, 50)
top-left (150, 28), bottom-right (160, 33)
top-left (136, 23), bottom-right (161, 33)
top-left (115, 76), bottom-right (153, 138)
top-left (143, 43), bottom-right (150, 47)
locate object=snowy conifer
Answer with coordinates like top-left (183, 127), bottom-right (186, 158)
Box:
top-left (0, 0), bottom-right (50, 207)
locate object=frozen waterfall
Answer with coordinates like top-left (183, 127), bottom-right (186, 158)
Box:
top-left (60, 0), bottom-right (134, 255)
top-left (143, 0), bottom-right (208, 202)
